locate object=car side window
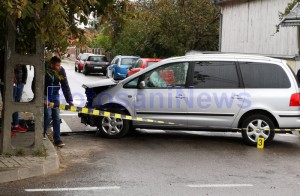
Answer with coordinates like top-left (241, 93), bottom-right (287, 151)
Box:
top-left (134, 60), bottom-right (143, 68)
top-left (142, 62), bottom-right (189, 88)
top-left (124, 77), bottom-right (139, 88)
top-left (192, 61), bottom-right (239, 89)
top-left (239, 62), bottom-right (291, 88)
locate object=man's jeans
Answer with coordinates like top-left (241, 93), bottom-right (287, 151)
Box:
top-left (44, 97), bottom-right (61, 143)
top-left (12, 84), bottom-right (24, 126)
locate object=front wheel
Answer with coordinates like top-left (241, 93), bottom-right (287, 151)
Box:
top-left (241, 114), bottom-right (275, 146)
top-left (97, 110), bottom-right (129, 138)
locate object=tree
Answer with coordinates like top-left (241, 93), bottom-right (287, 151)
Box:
top-left (0, 0), bottom-right (114, 56)
top-left (108, 0), bottom-right (219, 57)
top-left (277, 0), bottom-right (300, 33)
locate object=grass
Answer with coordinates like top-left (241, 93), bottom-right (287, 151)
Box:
top-left (15, 148), bottom-right (26, 156)
top-left (32, 147), bottom-right (48, 157)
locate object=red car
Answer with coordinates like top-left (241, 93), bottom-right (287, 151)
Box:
top-left (127, 58), bottom-right (162, 77)
top-left (75, 53), bottom-right (92, 72)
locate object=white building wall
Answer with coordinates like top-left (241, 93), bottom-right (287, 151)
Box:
top-left (221, 0), bottom-right (298, 57)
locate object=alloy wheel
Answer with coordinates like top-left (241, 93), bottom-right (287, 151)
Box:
top-left (245, 119), bottom-right (270, 142)
top-left (101, 116), bottom-right (124, 135)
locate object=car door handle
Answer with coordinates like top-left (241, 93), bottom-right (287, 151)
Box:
top-left (176, 95), bottom-right (185, 99)
top-left (231, 95), bottom-right (243, 100)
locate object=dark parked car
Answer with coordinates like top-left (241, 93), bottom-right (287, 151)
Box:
top-left (82, 55), bottom-right (110, 75)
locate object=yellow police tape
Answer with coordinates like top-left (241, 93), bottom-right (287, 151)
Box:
top-left (50, 102), bottom-right (176, 125)
top-left (49, 102), bottom-right (300, 132)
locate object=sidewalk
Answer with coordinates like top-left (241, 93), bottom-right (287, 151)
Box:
top-left (0, 132), bottom-right (60, 183)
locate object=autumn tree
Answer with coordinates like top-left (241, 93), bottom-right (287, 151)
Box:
top-left (0, 0), bottom-right (114, 56)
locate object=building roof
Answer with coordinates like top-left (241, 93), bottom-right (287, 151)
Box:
top-left (280, 3), bottom-right (300, 27)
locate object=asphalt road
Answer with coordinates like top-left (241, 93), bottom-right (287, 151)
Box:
top-left (1, 60), bottom-right (300, 195)
top-left (1, 130), bottom-right (300, 196)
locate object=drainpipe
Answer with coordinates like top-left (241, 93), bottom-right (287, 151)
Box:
top-left (211, 0), bottom-right (223, 52)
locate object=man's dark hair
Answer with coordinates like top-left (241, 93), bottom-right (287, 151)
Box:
top-left (50, 56), bottom-right (61, 64)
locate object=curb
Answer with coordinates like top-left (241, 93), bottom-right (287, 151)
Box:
top-left (0, 138), bottom-right (60, 183)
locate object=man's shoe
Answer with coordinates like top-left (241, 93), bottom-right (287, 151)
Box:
top-left (54, 141), bottom-right (65, 147)
top-left (12, 125), bottom-right (27, 133)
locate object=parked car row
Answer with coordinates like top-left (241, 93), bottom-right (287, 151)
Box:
top-left (75, 53), bottom-right (162, 79)
top-left (75, 53), bottom-right (109, 75)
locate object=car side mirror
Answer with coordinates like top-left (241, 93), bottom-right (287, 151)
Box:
top-left (138, 81), bottom-right (146, 89)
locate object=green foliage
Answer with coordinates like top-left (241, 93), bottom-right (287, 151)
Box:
top-left (104, 0), bottom-right (219, 58)
top-left (89, 34), bottom-right (112, 50)
top-left (32, 147), bottom-right (48, 157)
top-left (0, 0), bottom-right (115, 55)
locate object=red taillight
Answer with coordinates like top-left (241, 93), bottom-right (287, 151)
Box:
top-left (290, 93), bottom-right (300, 106)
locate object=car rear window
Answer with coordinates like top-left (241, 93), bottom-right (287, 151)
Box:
top-left (81, 54), bottom-right (88, 61)
top-left (239, 62), bottom-right (291, 88)
top-left (88, 56), bottom-right (108, 62)
top-left (121, 58), bottom-right (138, 65)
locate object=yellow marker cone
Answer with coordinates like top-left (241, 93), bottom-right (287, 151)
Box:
top-left (257, 137), bottom-right (265, 149)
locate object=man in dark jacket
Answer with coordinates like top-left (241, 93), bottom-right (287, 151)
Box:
top-left (12, 64), bottom-right (28, 132)
top-left (44, 56), bottom-right (73, 147)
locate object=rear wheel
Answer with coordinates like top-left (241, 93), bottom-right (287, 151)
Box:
top-left (97, 110), bottom-right (129, 138)
top-left (241, 114), bottom-right (275, 146)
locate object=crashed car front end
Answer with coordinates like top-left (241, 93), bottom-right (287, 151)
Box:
top-left (79, 79), bottom-right (118, 127)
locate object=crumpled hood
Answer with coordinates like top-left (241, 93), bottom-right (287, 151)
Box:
top-left (82, 78), bottom-right (118, 88)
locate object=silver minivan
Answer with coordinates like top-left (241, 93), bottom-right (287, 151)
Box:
top-left (79, 54), bottom-right (300, 146)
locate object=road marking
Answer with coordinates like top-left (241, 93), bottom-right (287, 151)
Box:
top-left (60, 113), bottom-right (79, 116)
top-left (51, 119), bottom-right (73, 133)
top-left (25, 186), bottom-right (121, 192)
top-left (277, 134), bottom-right (298, 137)
top-left (187, 184), bottom-right (253, 188)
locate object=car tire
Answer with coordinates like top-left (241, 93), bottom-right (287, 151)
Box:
top-left (241, 114), bottom-right (275, 146)
top-left (97, 110), bottom-right (130, 138)
top-left (83, 65), bottom-right (88, 75)
top-left (112, 72), bottom-right (116, 80)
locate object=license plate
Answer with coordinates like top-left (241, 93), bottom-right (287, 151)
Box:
top-left (94, 67), bottom-right (102, 69)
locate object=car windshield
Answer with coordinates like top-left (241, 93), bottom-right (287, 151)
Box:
top-left (81, 54), bottom-right (89, 61)
top-left (121, 58), bottom-right (138, 66)
top-left (147, 62), bottom-right (158, 67)
top-left (89, 56), bottom-right (107, 62)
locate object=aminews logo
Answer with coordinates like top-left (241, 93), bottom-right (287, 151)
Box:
top-left (94, 89), bottom-right (252, 110)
